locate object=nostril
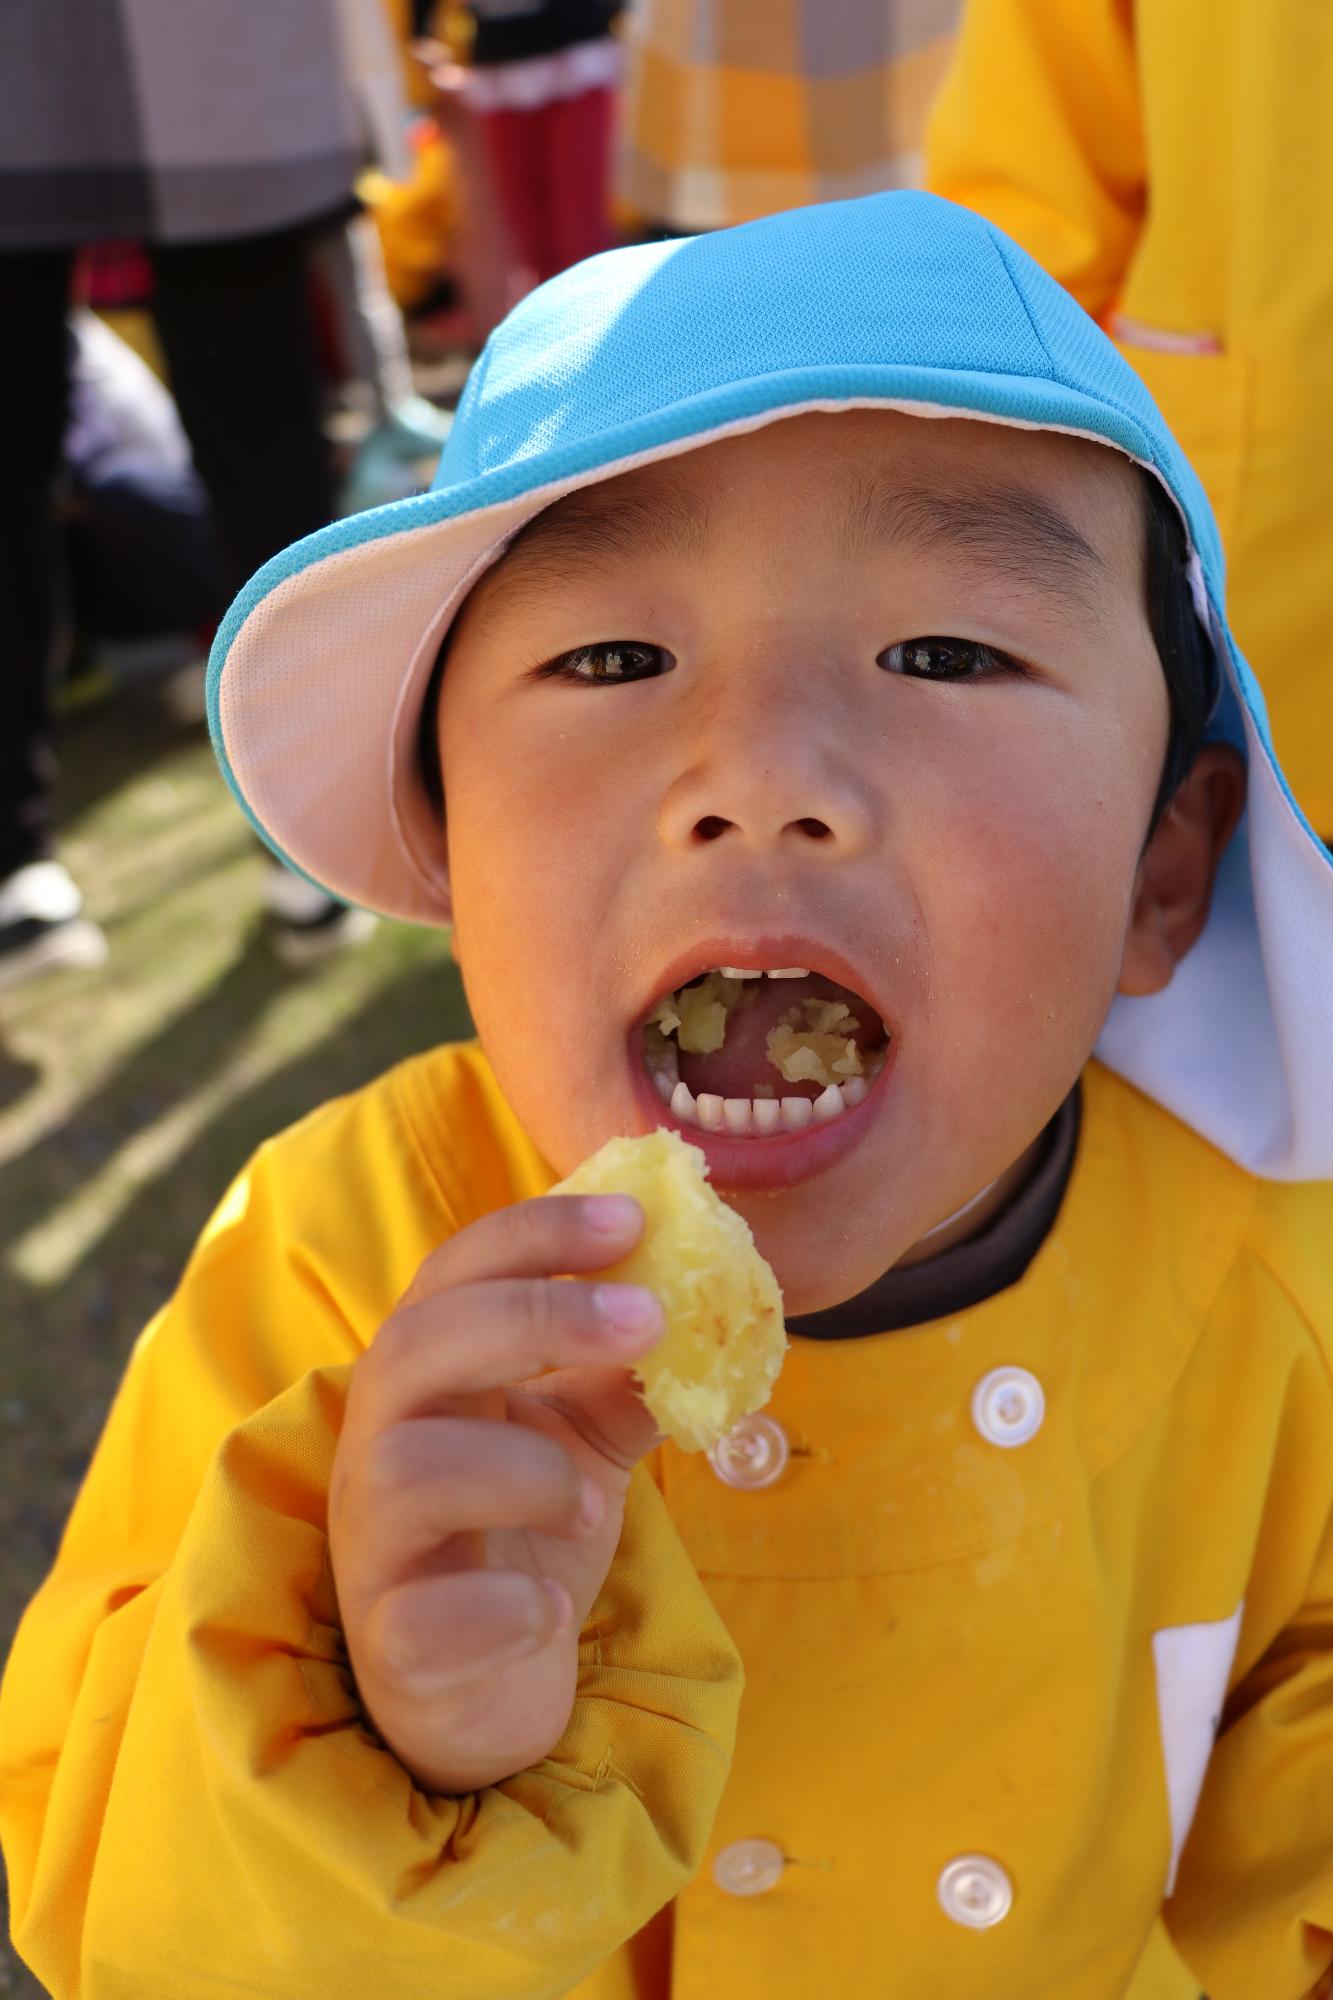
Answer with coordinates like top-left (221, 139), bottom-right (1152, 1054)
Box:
top-left (685, 813), bottom-right (836, 845)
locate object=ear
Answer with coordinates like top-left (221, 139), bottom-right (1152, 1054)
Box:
top-left (1117, 745), bottom-right (1247, 997)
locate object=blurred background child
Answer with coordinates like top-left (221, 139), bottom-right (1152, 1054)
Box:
top-left (0, 0), bottom-right (362, 981)
top-left (460, 0), bottom-right (624, 290)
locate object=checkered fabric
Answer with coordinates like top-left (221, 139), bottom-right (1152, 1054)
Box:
top-left (0, 0), bottom-right (359, 247)
top-left (617, 0), bottom-right (961, 229)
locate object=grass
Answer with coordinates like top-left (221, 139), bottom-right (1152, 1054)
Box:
top-left (0, 673), bottom-right (472, 1992)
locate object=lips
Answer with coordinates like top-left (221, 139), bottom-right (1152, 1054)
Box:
top-left (628, 935), bottom-right (894, 1176)
top-left (626, 1032), bottom-right (895, 1192)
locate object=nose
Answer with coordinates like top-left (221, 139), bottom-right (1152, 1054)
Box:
top-left (656, 668), bottom-right (878, 857)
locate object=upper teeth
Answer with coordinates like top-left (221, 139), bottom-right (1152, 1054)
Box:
top-left (715, 965), bottom-right (810, 980)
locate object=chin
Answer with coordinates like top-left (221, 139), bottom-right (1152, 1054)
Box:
top-left (731, 1193), bottom-right (904, 1317)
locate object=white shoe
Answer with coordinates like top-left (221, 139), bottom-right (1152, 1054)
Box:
top-left (262, 864), bottom-right (377, 968)
top-left (0, 861), bottom-right (108, 993)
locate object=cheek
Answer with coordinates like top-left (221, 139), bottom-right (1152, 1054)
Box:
top-left (918, 725), bottom-right (1146, 1077)
top-left (439, 708), bottom-right (653, 1101)
top-left (445, 751), bottom-right (593, 1003)
top-left (447, 736), bottom-right (588, 913)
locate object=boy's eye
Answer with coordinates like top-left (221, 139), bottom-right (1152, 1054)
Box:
top-left (537, 642), bottom-right (674, 684)
top-left (877, 637), bottom-right (1020, 681)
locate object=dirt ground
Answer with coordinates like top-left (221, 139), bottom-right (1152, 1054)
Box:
top-left (0, 673), bottom-right (470, 1991)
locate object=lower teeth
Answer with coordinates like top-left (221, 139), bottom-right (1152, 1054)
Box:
top-left (655, 1048), bottom-right (887, 1137)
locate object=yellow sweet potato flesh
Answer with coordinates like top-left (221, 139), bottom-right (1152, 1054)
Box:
top-left (678, 995), bottom-right (728, 1055)
top-left (765, 999), bottom-right (864, 1087)
top-left (552, 1128), bottom-right (787, 1451)
top-left (650, 979), bottom-right (866, 1089)
top-left (649, 972), bottom-right (761, 1055)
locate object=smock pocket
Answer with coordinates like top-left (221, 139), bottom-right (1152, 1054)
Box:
top-left (1110, 324), bottom-right (1253, 551)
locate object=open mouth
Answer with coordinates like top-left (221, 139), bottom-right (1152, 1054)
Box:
top-left (639, 962), bottom-right (891, 1140)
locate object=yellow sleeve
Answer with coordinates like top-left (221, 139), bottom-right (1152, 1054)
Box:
top-left (924, 0), bottom-right (1144, 321)
top-left (1163, 1500), bottom-right (1333, 1996)
top-left (0, 1131), bottom-right (741, 1997)
top-left (1163, 1211), bottom-right (1333, 2000)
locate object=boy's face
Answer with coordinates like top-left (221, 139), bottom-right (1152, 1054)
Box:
top-left (436, 411), bottom-right (1172, 1313)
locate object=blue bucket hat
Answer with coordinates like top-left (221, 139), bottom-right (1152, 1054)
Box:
top-left (207, 190), bottom-right (1333, 1181)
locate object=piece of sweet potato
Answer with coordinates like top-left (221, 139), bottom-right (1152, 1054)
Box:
top-left (552, 1129), bottom-right (787, 1451)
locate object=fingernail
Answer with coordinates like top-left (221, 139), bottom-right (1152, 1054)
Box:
top-left (593, 1283), bottom-right (662, 1338)
top-left (584, 1194), bottom-right (639, 1233)
top-left (538, 1577), bottom-right (573, 1632)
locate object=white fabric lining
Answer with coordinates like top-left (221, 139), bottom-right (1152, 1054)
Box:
top-left (1153, 1604), bottom-right (1243, 1898)
top-left (459, 35), bottom-right (622, 114)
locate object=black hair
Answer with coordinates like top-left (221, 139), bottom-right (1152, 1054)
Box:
top-left (1138, 467), bottom-right (1217, 834)
top-left (418, 637), bottom-right (448, 820)
top-left (415, 467), bottom-right (1217, 835)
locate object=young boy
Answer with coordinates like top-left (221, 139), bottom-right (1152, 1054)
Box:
top-left (3, 192), bottom-right (1333, 2000)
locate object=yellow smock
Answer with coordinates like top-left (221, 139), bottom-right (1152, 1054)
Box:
top-left (925, 0), bottom-right (1333, 834)
top-left (3, 1043), bottom-right (1333, 1999)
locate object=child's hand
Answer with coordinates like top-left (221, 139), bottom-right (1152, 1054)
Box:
top-left (328, 1195), bottom-right (664, 1795)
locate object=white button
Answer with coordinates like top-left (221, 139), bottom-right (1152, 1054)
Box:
top-left (971, 1366), bottom-right (1045, 1448)
top-left (937, 1854), bottom-right (1013, 1928)
top-left (712, 1838), bottom-right (786, 1896)
top-left (707, 1413), bottom-right (790, 1489)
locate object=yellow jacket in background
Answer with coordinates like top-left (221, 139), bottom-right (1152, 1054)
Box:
top-left (926, 0), bottom-right (1333, 833)
top-left (3, 1043), bottom-right (1333, 1998)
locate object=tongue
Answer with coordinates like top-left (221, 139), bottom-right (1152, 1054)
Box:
top-left (677, 973), bottom-right (881, 1100)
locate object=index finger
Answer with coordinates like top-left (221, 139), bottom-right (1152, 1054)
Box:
top-left (400, 1193), bottom-right (644, 1308)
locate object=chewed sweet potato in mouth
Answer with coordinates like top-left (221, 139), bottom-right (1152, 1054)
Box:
top-left (641, 965), bottom-right (890, 1138)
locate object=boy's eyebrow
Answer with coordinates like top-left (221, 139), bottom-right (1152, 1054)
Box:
top-left (843, 476), bottom-right (1108, 605)
top-left (487, 483), bottom-right (713, 596)
top-left (482, 465), bottom-right (1109, 610)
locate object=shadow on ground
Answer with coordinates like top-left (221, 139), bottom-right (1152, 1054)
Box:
top-left (1, 939), bottom-right (472, 1641)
